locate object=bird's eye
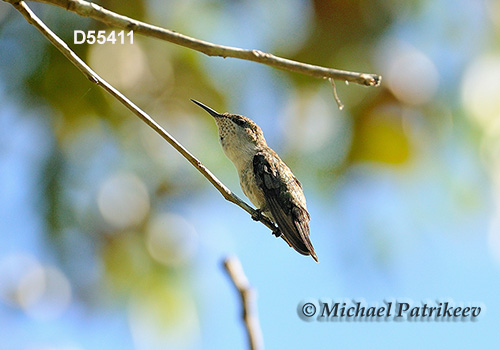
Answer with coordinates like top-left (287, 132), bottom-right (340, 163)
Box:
top-left (233, 118), bottom-right (247, 127)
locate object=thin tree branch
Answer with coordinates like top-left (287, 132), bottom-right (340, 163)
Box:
top-left (223, 256), bottom-right (263, 350)
top-left (5, 0), bottom-right (293, 244)
top-left (23, 0), bottom-right (381, 87)
top-left (329, 78), bottom-right (344, 110)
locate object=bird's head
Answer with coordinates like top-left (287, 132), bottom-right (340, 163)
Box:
top-left (191, 100), bottom-right (266, 157)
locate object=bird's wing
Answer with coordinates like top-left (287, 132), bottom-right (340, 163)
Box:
top-left (253, 151), bottom-right (317, 262)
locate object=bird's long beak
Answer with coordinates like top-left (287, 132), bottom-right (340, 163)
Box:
top-left (191, 99), bottom-right (223, 118)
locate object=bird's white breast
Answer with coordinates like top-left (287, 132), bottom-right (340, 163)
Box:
top-left (239, 163), bottom-right (267, 211)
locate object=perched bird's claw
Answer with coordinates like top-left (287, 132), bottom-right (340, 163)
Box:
top-left (272, 228), bottom-right (282, 238)
top-left (252, 209), bottom-right (281, 238)
top-left (251, 209), bottom-right (263, 221)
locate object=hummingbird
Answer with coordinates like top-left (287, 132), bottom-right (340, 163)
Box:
top-left (192, 99), bottom-right (318, 262)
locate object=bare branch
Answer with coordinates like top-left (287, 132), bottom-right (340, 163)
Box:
top-left (22, 0), bottom-right (381, 87)
top-left (5, 0), bottom-right (292, 244)
top-left (223, 256), bottom-right (263, 350)
top-left (329, 78), bottom-right (344, 110)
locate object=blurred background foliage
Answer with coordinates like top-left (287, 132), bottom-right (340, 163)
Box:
top-left (1, 0), bottom-right (500, 349)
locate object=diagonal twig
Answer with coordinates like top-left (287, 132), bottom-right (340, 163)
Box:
top-left (223, 256), bottom-right (263, 350)
top-left (5, 0), bottom-right (288, 242)
top-left (25, 0), bottom-right (381, 87)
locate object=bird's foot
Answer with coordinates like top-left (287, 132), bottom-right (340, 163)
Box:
top-left (272, 227), bottom-right (282, 238)
top-left (251, 209), bottom-right (281, 238)
top-left (251, 209), bottom-right (263, 221)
